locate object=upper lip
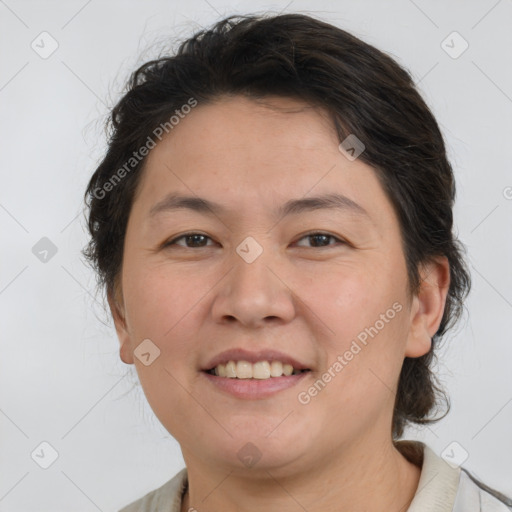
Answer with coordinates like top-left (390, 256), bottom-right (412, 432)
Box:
top-left (202, 348), bottom-right (311, 371)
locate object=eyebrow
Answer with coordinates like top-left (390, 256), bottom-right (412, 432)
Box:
top-left (149, 192), bottom-right (369, 220)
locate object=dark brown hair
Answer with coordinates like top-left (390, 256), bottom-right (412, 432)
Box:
top-left (83, 13), bottom-right (471, 439)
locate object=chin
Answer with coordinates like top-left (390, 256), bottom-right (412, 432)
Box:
top-left (191, 424), bottom-right (313, 473)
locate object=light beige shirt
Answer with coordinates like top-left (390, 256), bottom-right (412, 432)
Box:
top-left (118, 441), bottom-right (511, 511)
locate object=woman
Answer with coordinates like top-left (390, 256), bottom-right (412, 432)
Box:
top-left (82, 13), bottom-right (511, 511)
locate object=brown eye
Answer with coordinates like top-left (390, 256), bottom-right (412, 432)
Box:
top-left (163, 231), bottom-right (345, 250)
top-left (165, 233), bottom-right (214, 248)
top-left (295, 232), bottom-right (345, 248)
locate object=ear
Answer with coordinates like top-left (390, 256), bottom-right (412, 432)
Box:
top-left (405, 257), bottom-right (450, 358)
top-left (107, 286), bottom-right (134, 365)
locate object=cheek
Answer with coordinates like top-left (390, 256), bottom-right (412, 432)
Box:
top-left (122, 261), bottom-right (221, 388)
top-left (121, 263), bottom-right (203, 433)
top-left (122, 262), bottom-right (203, 339)
top-left (315, 265), bottom-right (409, 396)
top-left (314, 265), bottom-right (403, 344)
top-left (297, 300), bottom-right (408, 438)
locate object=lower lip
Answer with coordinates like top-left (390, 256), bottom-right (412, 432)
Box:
top-left (201, 371), bottom-right (310, 399)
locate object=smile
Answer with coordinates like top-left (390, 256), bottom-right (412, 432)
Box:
top-left (206, 360), bottom-right (310, 379)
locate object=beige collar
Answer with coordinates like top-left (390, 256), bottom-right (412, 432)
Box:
top-left (397, 440), bottom-right (461, 512)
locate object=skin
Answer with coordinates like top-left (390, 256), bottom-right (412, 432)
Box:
top-left (109, 95), bottom-right (450, 512)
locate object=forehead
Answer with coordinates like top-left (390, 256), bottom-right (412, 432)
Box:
top-left (133, 95), bottom-right (396, 230)
top-left (161, 94), bottom-right (340, 158)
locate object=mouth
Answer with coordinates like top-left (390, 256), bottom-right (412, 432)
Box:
top-left (204, 360), bottom-right (311, 379)
top-left (200, 348), bottom-right (312, 398)
top-left (202, 363), bottom-right (311, 400)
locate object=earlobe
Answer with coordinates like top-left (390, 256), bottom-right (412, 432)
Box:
top-left (107, 288), bottom-right (134, 365)
top-left (405, 257), bottom-right (450, 358)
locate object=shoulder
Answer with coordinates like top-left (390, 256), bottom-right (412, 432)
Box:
top-left (396, 440), bottom-right (512, 511)
top-left (118, 467), bottom-right (188, 512)
top-left (455, 469), bottom-right (512, 511)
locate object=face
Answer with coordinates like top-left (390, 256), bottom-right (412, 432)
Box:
top-left (110, 95), bottom-right (447, 476)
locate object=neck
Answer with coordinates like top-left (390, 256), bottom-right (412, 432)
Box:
top-left (181, 439), bottom-right (422, 512)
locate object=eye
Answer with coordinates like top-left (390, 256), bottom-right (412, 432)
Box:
top-left (294, 232), bottom-right (345, 248)
top-left (164, 233), bottom-right (215, 248)
top-left (163, 231), bottom-right (346, 250)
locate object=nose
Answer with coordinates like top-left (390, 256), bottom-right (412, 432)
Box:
top-left (211, 239), bottom-right (296, 328)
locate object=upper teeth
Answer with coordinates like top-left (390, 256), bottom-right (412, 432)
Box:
top-left (212, 360), bottom-right (302, 379)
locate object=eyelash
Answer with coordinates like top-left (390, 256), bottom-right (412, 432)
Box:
top-left (163, 231), bottom-right (347, 249)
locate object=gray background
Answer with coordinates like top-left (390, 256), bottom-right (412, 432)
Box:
top-left (1, 0), bottom-right (511, 510)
